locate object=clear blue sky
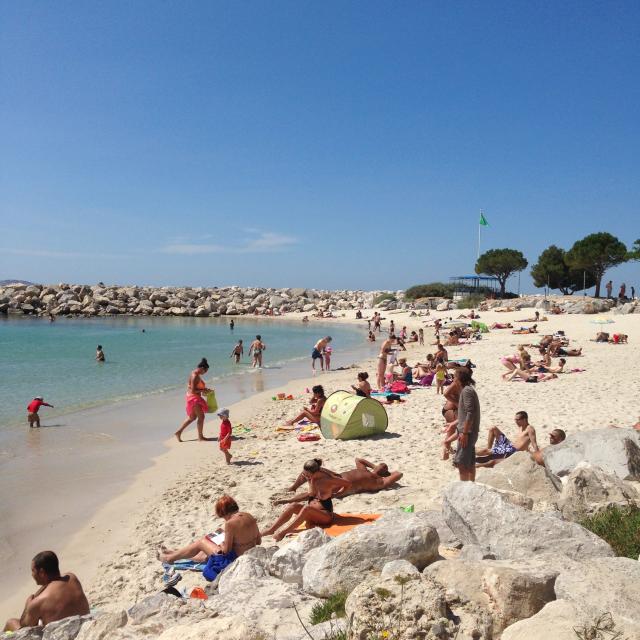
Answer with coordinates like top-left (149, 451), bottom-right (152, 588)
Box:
top-left (1, 1), bottom-right (638, 292)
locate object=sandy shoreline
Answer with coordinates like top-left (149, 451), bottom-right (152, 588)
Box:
top-left (2, 307), bottom-right (639, 622)
top-left (0, 316), bottom-right (374, 621)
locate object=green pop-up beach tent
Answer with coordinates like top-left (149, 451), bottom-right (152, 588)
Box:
top-left (320, 390), bottom-right (388, 440)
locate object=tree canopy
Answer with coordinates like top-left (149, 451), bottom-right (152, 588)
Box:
top-left (475, 248), bottom-right (528, 297)
top-left (565, 233), bottom-right (628, 297)
top-left (405, 282), bottom-right (456, 299)
top-left (530, 244), bottom-right (596, 294)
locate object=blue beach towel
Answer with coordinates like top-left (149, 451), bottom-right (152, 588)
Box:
top-left (163, 560), bottom-right (206, 572)
top-left (203, 550), bottom-right (237, 582)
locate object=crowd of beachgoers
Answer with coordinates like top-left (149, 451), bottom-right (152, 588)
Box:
top-left (5, 300), bottom-right (639, 635)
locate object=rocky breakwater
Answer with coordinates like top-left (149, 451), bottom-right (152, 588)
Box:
top-left (481, 294), bottom-right (622, 314)
top-left (0, 283), bottom-right (391, 318)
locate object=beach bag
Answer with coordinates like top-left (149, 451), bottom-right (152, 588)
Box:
top-left (206, 390), bottom-right (218, 413)
top-left (390, 381), bottom-right (409, 394)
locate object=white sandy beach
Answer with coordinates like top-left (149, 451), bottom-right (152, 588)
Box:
top-left (2, 306), bottom-right (639, 624)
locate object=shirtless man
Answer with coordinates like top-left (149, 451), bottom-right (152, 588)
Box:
top-left (229, 340), bottom-right (243, 364)
top-left (4, 551), bottom-right (89, 632)
top-left (158, 496), bottom-right (260, 581)
top-left (248, 335), bottom-right (266, 368)
top-left (312, 337), bottom-right (332, 371)
top-left (531, 428), bottom-right (566, 465)
top-left (287, 457), bottom-right (403, 496)
top-left (476, 411), bottom-right (540, 467)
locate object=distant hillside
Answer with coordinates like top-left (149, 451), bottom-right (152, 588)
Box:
top-left (0, 279), bottom-right (34, 286)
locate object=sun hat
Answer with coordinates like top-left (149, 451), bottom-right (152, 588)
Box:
top-left (217, 408), bottom-right (230, 418)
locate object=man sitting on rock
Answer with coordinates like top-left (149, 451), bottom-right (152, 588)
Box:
top-left (286, 458), bottom-right (403, 496)
top-left (531, 428), bottom-right (566, 465)
top-left (4, 551), bottom-right (90, 632)
top-left (475, 411), bottom-right (540, 467)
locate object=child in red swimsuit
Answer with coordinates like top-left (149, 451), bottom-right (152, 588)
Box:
top-left (217, 408), bottom-right (233, 465)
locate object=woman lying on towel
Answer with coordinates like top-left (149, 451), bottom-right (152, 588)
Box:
top-left (512, 324), bottom-right (538, 335)
top-left (261, 459), bottom-right (351, 541)
top-left (158, 496), bottom-right (260, 581)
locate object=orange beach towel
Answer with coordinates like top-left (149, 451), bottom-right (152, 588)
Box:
top-left (293, 513), bottom-right (380, 537)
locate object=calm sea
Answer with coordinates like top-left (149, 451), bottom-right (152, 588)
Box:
top-left (0, 315), bottom-right (368, 430)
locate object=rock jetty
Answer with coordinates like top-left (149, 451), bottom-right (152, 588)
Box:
top-left (0, 283), bottom-right (395, 318)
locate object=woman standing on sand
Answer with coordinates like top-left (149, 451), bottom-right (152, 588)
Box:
top-left (175, 358), bottom-right (212, 442)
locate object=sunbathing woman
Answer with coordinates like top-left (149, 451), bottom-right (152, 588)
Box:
top-left (491, 322), bottom-right (513, 329)
top-left (158, 496), bottom-right (260, 581)
top-left (506, 366), bottom-right (558, 382)
top-left (261, 459), bottom-right (351, 541)
top-left (351, 372), bottom-right (371, 397)
top-left (549, 341), bottom-right (582, 357)
top-left (512, 324), bottom-right (538, 335)
top-left (285, 385), bottom-right (326, 426)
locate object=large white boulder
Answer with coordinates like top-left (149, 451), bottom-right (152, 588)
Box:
top-left (269, 528), bottom-right (331, 586)
top-left (217, 554), bottom-right (269, 595)
top-left (475, 452), bottom-right (561, 510)
top-left (543, 428), bottom-right (640, 480)
top-left (426, 557), bottom-right (558, 634)
top-left (345, 574), bottom-right (451, 640)
top-left (501, 600), bottom-right (589, 640)
top-left (301, 511), bottom-right (439, 597)
top-left (554, 556), bottom-right (640, 635)
top-left (442, 482), bottom-right (614, 560)
top-left (558, 463), bottom-right (640, 521)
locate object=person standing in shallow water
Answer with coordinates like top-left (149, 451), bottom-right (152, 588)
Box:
top-left (248, 335), bottom-right (266, 368)
top-left (175, 358), bottom-right (213, 442)
top-left (95, 345), bottom-right (105, 362)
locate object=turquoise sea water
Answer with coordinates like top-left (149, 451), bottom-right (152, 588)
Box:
top-left (0, 315), bottom-right (367, 429)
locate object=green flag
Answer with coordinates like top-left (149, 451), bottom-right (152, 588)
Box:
top-left (479, 212), bottom-right (489, 226)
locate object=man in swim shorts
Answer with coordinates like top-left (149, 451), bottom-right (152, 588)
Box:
top-left (476, 411), bottom-right (540, 467)
top-left (312, 336), bottom-right (332, 371)
top-left (4, 551), bottom-right (89, 632)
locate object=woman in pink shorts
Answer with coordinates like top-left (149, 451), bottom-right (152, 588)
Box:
top-left (175, 358), bottom-right (213, 442)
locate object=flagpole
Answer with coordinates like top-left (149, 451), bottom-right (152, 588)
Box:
top-left (477, 210), bottom-right (482, 260)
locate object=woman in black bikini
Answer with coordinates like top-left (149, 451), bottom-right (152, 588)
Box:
top-left (261, 459), bottom-right (351, 541)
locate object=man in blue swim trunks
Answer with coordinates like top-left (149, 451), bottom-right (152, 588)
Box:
top-left (312, 336), bottom-right (332, 371)
top-left (475, 411), bottom-right (540, 467)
